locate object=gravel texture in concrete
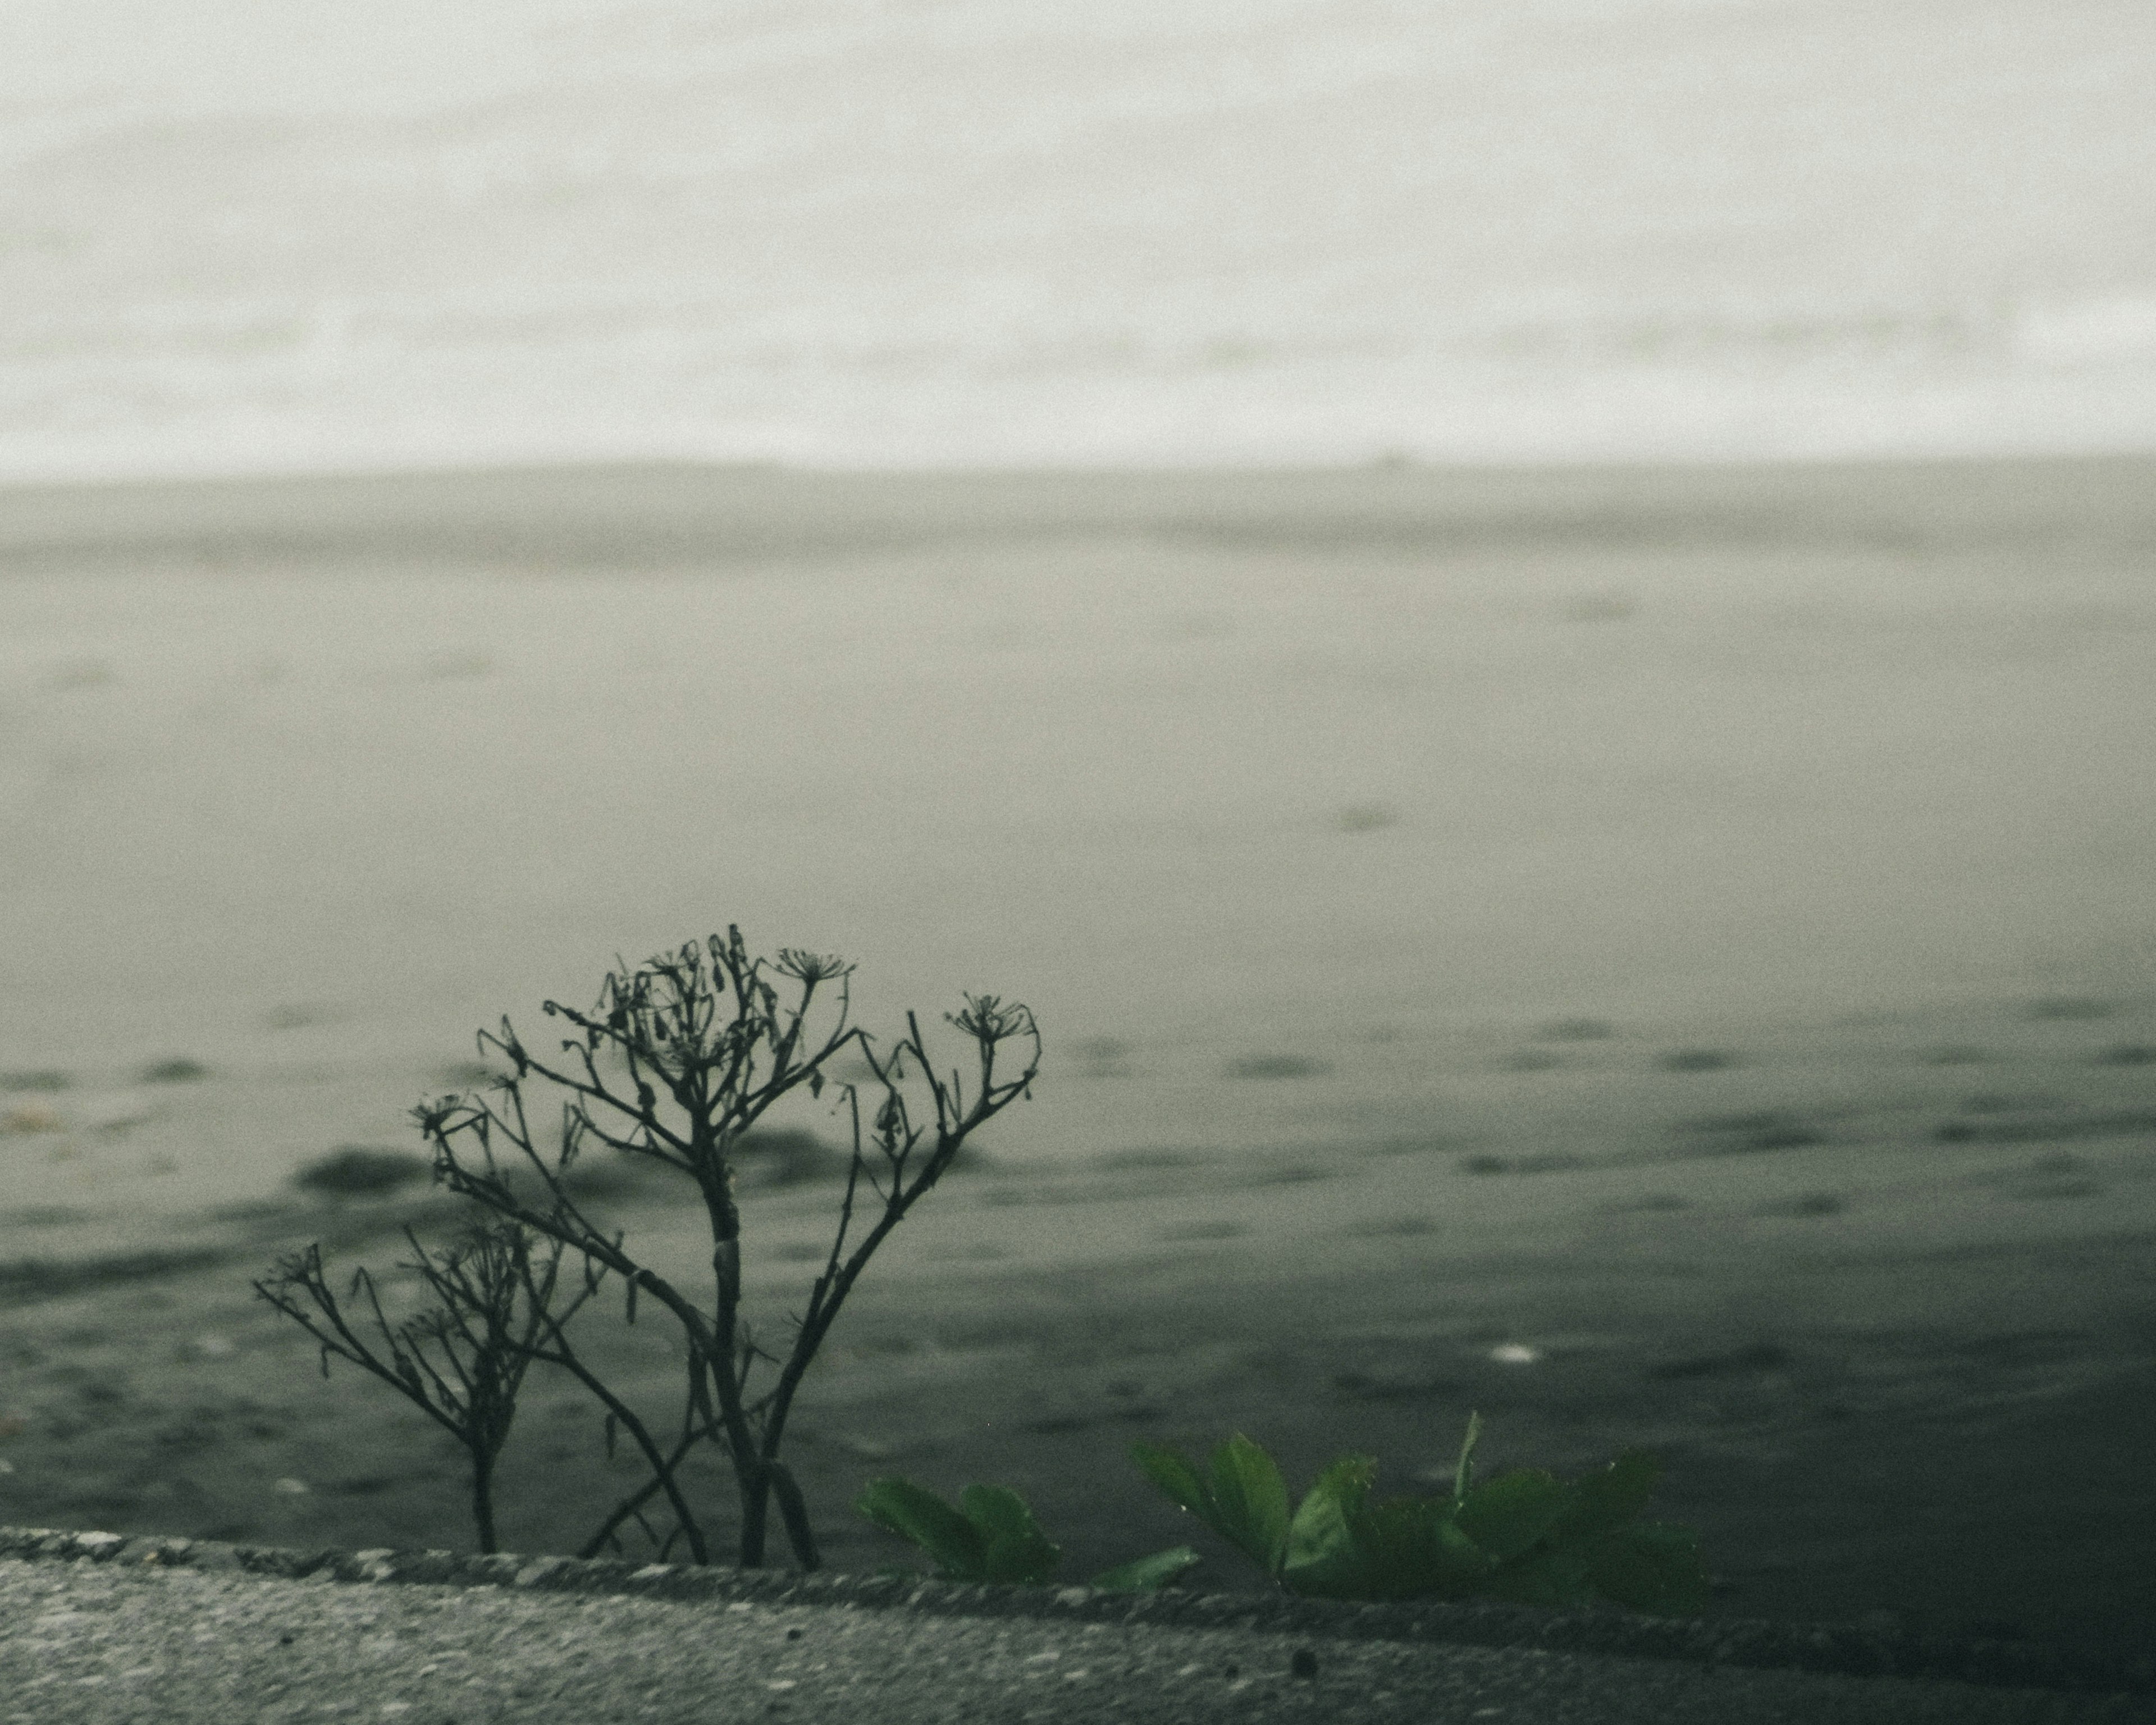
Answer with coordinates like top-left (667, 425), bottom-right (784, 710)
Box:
top-left (3, 1528), bottom-right (2153, 1724)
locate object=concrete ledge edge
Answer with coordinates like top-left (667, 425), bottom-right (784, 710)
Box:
top-left (2, 1525), bottom-right (2146, 1697)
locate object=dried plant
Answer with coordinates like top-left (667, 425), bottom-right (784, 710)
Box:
top-left (258, 927), bottom-right (1039, 1568)
top-left (254, 1222), bottom-right (586, 1553)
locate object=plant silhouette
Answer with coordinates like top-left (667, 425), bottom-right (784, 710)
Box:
top-left (258, 927), bottom-right (1039, 1568)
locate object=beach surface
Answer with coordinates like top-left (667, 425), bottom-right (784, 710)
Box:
top-left (1, 457), bottom-right (2152, 1657)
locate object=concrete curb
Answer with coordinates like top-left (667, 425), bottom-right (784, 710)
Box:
top-left (4, 1525), bottom-right (2149, 1699)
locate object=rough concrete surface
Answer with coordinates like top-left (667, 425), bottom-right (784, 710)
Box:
top-left (2, 1529), bottom-right (2151, 1724)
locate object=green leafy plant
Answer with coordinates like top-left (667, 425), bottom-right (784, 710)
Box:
top-left (854, 1476), bottom-right (1200, 1592)
top-left (257, 928), bottom-right (1040, 1569)
top-left (1131, 1413), bottom-right (1707, 1614)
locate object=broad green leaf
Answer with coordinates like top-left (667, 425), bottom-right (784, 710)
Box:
top-left (1088, 1546), bottom-right (1203, 1592)
top-left (1208, 1434), bottom-right (1292, 1577)
top-left (1130, 1442), bottom-right (1217, 1528)
top-left (959, 1484), bottom-right (1063, 1586)
top-left (1584, 1521), bottom-right (1710, 1617)
top-left (1421, 1514), bottom-right (1497, 1598)
top-left (1281, 1455), bottom-right (1380, 1599)
top-left (1285, 1454), bottom-right (1374, 1572)
top-left (1281, 1543), bottom-right (1387, 1601)
top-left (1552, 1449), bottom-right (1661, 1544)
top-left (1343, 1495), bottom-right (1493, 1601)
top-left (1456, 1468), bottom-right (1570, 1562)
top-left (853, 1477), bottom-right (988, 1580)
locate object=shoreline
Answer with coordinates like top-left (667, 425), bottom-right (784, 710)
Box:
top-left (4, 451), bottom-right (2154, 571)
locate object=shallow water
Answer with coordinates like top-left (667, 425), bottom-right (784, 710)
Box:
top-left (3, 0), bottom-right (2153, 476)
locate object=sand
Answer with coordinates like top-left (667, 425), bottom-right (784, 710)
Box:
top-left (1, 457), bottom-right (2152, 1658)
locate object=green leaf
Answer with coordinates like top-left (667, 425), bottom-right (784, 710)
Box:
top-left (1088, 1546), bottom-right (1202, 1592)
top-left (853, 1477), bottom-right (988, 1581)
top-left (1280, 1454), bottom-right (1375, 1596)
top-left (1125, 1419), bottom-right (1697, 1615)
top-left (1207, 1433), bottom-right (1292, 1577)
top-left (1552, 1449), bottom-right (1661, 1544)
top-left (1285, 1454), bottom-right (1374, 1571)
top-left (1456, 1468), bottom-right (1571, 1562)
top-left (958, 1484), bottom-right (1063, 1586)
top-left (1584, 1521), bottom-right (1710, 1617)
top-left (1483, 1545), bottom-right (1596, 1608)
top-left (1130, 1441), bottom-right (1216, 1526)
top-left (1342, 1495), bottom-right (1493, 1601)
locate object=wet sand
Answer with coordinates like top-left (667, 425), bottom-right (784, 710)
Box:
top-left (1, 457), bottom-right (2153, 1656)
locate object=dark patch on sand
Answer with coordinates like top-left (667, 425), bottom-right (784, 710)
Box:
top-left (263, 1003), bottom-right (349, 1032)
top-left (1658, 1048), bottom-right (1742, 1072)
top-left (1225, 1054), bottom-right (1331, 1080)
top-left (1677, 1110), bottom-right (1828, 1153)
top-left (1094, 1147), bottom-right (1204, 1173)
top-left (0, 1247), bottom-right (236, 1303)
top-left (140, 1058), bottom-right (208, 1084)
top-left (2095, 1043), bottom-right (2156, 1066)
top-left (1459, 1152), bottom-right (1586, 1176)
top-left (0, 1070), bottom-right (68, 1092)
top-left (1070, 1036), bottom-right (1134, 1079)
top-left (294, 1146), bottom-right (429, 1198)
top-left (2025, 996), bottom-right (2117, 1021)
top-left (1342, 1213), bottom-right (1439, 1237)
top-left (553, 1153), bottom-right (654, 1201)
top-left (1757, 1192), bottom-right (1849, 1218)
top-left (1936, 1108), bottom-right (2156, 1145)
top-left (1540, 1017), bottom-right (1614, 1042)
top-left (0, 1207), bottom-right (89, 1229)
top-left (733, 1128), bottom-right (852, 1189)
top-left (1496, 1048), bottom-right (1564, 1071)
top-left (1335, 802), bottom-right (1397, 833)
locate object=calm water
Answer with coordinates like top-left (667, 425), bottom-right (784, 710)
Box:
top-left (3, 0), bottom-right (2153, 479)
